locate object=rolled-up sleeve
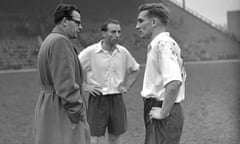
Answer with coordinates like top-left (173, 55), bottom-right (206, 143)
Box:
top-left (157, 41), bottom-right (182, 87)
top-left (78, 48), bottom-right (90, 71)
top-left (125, 49), bottom-right (140, 72)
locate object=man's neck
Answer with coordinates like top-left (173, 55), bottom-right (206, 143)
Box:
top-left (102, 40), bottom-right (116, 53)
top-left (151, 27), bottom-right (166, 41)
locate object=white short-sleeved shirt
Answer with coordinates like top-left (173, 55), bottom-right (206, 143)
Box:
top-left (79, 40), bottom-right (140, 95)
top-left (141, 32), bottom-right (186, 103)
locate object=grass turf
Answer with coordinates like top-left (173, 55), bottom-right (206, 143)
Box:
top-left (0, 61), bottom-right (239, 144)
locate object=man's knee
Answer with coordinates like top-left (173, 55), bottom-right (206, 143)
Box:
top-left (91, 136), bottom-right (99, 144)
top-left (109, 134), bottom-right (120, 139)
top-left (108, 134), bottom-right (121, 144)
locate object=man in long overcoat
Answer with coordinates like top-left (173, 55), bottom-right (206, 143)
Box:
top-left (34, 4), bottom-right (90, 144)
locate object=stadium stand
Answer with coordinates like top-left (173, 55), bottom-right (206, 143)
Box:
top-left (0, 0), bottom-right (239, 70)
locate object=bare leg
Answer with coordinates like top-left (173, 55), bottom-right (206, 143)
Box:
top-left (91, 136), bottom-right (100, 144)
top-left (108, 134), bottom-right (121, 144)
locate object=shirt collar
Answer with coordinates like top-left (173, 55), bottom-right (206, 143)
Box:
top-left (95, 40), bottom-right (120, 53)
top-left (150, 32), bottom-right (170, 48)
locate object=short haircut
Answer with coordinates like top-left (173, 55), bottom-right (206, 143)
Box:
top-left (54, 4), bottom-right (80, 24)
top-left (138, 3), bottom-right (170, 25)
top-left (100, 19), bottom-right (120, 32)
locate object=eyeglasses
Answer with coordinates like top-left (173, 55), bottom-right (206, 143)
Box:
top-left (68, 17), bottom-right (81, 25)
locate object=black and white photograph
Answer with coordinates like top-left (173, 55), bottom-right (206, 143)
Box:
top-left (0, 0), bottom-right (239, 144)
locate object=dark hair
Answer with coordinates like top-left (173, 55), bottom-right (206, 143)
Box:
top-left (100, 19), bottom-right (120, 32)
top-left (138, 3), bottom-right (170, 25)
top-left (54, 4), bottom-right (80, 24)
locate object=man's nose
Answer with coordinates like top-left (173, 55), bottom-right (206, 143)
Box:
top-left (116, 32), bottom-right (120, 38)
top-left (78, 24), bottom-right (83, 30)
top-left (136, 23), bottom-right (140, 30)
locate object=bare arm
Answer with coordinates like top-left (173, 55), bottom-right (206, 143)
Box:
top-left (161, 80), bottom-right (181, 116)
top-left (150, 81), bottom-right (181, 120)
top-left (150, 40), bottom-right (183, 120)
top-left (119, 69), bottom-right (139, 94)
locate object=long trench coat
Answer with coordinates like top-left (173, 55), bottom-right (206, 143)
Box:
top-left (34, 26), bottom-right (90, 144)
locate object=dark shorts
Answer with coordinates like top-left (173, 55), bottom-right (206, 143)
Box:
top-left (87, 93), bottom-right (127, 136)
top-left (143, 98), bottom-right (184, 144)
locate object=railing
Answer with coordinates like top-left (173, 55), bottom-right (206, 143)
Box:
top-left (168, 0), bottom-right (240, 42)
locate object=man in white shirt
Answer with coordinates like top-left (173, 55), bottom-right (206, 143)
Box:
top-left (79, 19), bottom-right (140, 144)
top-left (136, 3), bottom-right (186, 144)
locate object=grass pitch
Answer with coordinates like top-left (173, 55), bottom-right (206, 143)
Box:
top-left (0, 61), bottom-right (239, 144)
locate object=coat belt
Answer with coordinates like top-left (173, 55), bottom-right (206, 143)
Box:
top-left (41, 85), bottom-right (55, 92)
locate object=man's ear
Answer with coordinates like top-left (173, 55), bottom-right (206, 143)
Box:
top-left (62, 17), bottom-right (68, 27)
top-left (101, 31), bottom-right (106, 37)
top-left (152, 18), bottom-right (157, 27)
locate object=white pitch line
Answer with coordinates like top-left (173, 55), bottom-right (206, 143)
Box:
top-left (139, 59), bottom-right (240, 67)
top-left (0, 59), bottom-right (240, 74)
top-left (184, 59), bottom-right (240, 64)
top-left (0, 68), bottom-right (37, 74)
